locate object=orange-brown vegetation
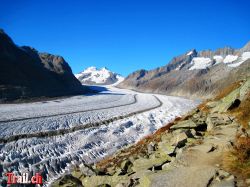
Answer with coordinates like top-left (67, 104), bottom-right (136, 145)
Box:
top-left (197, 99), bottom-right (211, 112)
top-left (229, 91), bottom-right (250, 129)
top-left (223, 134), bottom-right (250, 181)
top-left (214, 80), bottom-right (242, 100)
top-left (96, 116), bottom-right (183, 170)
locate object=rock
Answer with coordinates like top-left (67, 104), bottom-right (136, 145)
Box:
top-left (161, 163), bottom-right (171, 170)
top-left (211, 180), bottom-right (235, 187)
top-left (172, 132), bottom-right (188, 148)
top-left (239, 78), bottom-right (250, 100)
top-left (71, 170), bottom-right (85, 181)
top-left (212, 87), bottom-right (240, 113)
top-left (119, 160), bottom-right (133, 175)
top-left (191, 112), bottom-right (207, 126)
top-left (246, 178), bottom-right (250, 185)
top-left (132, 151), bottom-right (171, 172)
top-left (170, 120), bottom-right (197, 130)
top-left (247, 123), bottom-right (250, 136)
top-left (52, 174), bottom-right (83, 187)
top-left (185, 129), bottom-right (196, 138)
top-left (189, 144), bottom-right (216, 153)
top-left (206, 114), bottom-right (233, 131)
top-left (206, 115), bottom-right (215, 131)
top-left (115, 183), bottom-right (127, 187)
top-left (147, 142), bottom-right (156, 155)
top-left (218, 170), bottom-right (231, 180)
top-left (79, 163), bottom-right (96, 176)
top-left (106, 166), bottom-right (116, 176)
top-left (211, 174), bottom-right (235, 187)
top-left (171, 129), bottom-right (195, 148)
top-left (175, 148), bottom-right (184, 160)
top-left (81, 175), bottom-right (129, 187)
top-left (227, 99), bottom-right (241, 110)
top-left (139, 166), bottom-right (217, 187)
top-left (172, 129), bottom-right (185, 135)
top-left (158, 142), bottom-right (176, 156)
top-left (206, 101), bottom-right (219, 108)
top-left (160, 133), bottom-right (172, 142)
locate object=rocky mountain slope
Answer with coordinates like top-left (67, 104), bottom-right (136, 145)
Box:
top-left (75, 67), bottom-right (124, 85)
top-left (118, 42), bottom-right (250, 99)
top-left (52, 77), bottom-right (250, 187)
top-left (0, 29), bottom-right (85, 102)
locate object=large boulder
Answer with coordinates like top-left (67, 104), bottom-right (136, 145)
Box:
top-left (212, 88), bottom-right (240, 113)
top-left (171, 129), bottom-right (195, 148)
top-left (158, 142), bottom-right (176, 156)
top-left (81, 175), bottom-right (129, 187)
top-left (170, 120), bottom-right (197, 130)
top-left (212, 78), bottom-right (250, 113)
top-left (51, 174), bottom-right (83, 187)
top-left (139, 166), bottom-right (217, 187)
top-left (118, 160), bottom-right (133, 175)
top-left (132, 152), bottom-right (171, 172)
top-left (206, 114), bottom-right (233, 131)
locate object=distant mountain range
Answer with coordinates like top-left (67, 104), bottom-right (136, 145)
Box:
top-left (75, 67), bottom-right (124, 85)
top-left (118, 42), bottom-right (250, 99)
top-left (1, 28), bottom-right (249, 101)
top-left (0, 29), bottom-right (86, 102)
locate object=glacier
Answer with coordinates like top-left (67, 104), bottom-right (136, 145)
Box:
top-left (0, 86), bottom-right (198, 186)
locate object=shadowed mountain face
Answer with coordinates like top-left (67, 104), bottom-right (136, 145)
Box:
top-left (118, 42), bottom-right (250, 99)
top-left (0, 29), bottom-right (85, 102)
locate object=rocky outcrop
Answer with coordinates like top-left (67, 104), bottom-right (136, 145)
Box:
top-left (52, 77), bottom-right (250, 187)
top-left (0, 29), bottom-right (86, 102)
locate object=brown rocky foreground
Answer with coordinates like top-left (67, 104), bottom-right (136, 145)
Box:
top-left (52, 78), bottom-right (250, 187)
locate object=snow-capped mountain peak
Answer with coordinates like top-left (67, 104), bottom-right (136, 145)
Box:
top-left (85, 66), bottom-right (97, 72)
top-left (75, 66), bottom-right (124, 85)
top-left (186, 50), bottom-right (194, 56)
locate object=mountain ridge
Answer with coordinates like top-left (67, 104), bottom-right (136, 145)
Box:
top-left (118, 41), bottom-right (250, 99)
top-left (0, 29), bottom-right (86, 102)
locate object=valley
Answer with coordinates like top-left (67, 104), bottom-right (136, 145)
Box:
top-left (0, 86), bottom-right (198, 185)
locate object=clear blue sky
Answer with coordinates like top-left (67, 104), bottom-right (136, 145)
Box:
top-left (1, 0), bottom-right (250, 76)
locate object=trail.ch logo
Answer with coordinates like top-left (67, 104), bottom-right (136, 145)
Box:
top-left (5, 172), bottom-right (43, 186)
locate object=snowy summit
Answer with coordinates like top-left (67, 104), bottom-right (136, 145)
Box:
top-left (75, 66), bottom-right (124, 85)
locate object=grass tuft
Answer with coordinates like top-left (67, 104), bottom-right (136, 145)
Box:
top-left (229, 91), bottom-right (250, 128)
top-left (223, 135), bottom-right (250, 180)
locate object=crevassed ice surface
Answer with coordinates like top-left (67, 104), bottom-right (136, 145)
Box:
top-left (0, 86), bottom-right (198, 186)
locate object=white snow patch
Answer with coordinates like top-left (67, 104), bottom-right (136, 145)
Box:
top-left (228, 52), bottom-right (250, 67)
top-left (242, 52), bottom-right (250, 61)
top-left (111, 75), bottom-right (124, 86)
top-left (223, 55), bottom-right (238, 64)
top-left (186, 51), bottom-right (194, 56)
top-left (228, 60), bottom-right (245, 67)
top-left (213, 55), bottom-right (224, 64)
top-left (189, 57), bottom-right (212, 70)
